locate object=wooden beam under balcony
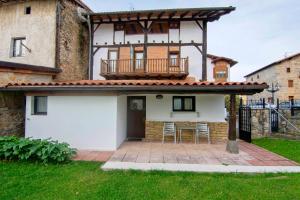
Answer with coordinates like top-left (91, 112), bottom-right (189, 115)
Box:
top-left (93, 42), bottom-right (203, 49)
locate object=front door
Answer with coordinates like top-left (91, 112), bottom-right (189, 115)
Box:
top-left (127, 96), bottom-right (146, 139)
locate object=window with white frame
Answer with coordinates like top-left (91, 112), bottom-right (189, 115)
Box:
top-left (32, 96), bottom-right (48, 115)
top-left (215, 71), bottom-right (227, 78)
top-left (12, 38), bottom-right (26, 57)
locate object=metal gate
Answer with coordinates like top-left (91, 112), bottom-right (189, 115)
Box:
top-left (239, 106), bottom-right (252, 143)
top-left (271, 110), bottom-right (279, 132)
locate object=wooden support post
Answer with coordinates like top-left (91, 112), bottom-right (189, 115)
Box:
top-left (144, 21), bottom-right (148, 72)
top-left (202, 20), bottom-right (207, 81)
top-left (226, 94), bottom-right (239, 154)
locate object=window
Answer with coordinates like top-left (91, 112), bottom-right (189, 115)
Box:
top-left (33, 96), bottom-right (48, 115)
top-left (169, 52), bottom-right (179, 67)
top-left (173, 96), bottom-right (195, 112)
top-left (257, 74), bottom-right (260, 79)
top-left (287, 67), bottom-right (291, 73)
top-left (149, 22), bottom-right (169, 34)
top-left (114, 23), bottom-right (124, 31)
top-left (169, 22), bottom-right (180, 29)
top-left (288, 80), bottom-right (294, 87)
top-left (251, 78), bottom-right (254, 81)
top-left (134, 51), bottom-right (144, 69)
top-left (12, 38), bottom-right (26, 57)
top-left (215, 71), bottom-right (227, 78)
top-left (125, 22), bottom-right (144, 35)
top-left (25, 6), bottom-right (31, 15)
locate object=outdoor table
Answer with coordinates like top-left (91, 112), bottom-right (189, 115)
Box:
top-left (177, 126), bottom-right (197, 144)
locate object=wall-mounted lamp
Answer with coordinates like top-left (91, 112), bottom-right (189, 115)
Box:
top-left (156, 94), bottom-right (163, 100)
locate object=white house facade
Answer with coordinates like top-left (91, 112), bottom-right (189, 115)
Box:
top-left (2, 7), bottom-right (267, 153)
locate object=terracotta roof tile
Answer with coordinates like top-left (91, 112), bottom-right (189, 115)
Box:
top-left (6, 79), bottom-right (267, 87)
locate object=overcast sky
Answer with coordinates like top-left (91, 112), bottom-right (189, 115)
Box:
top-left (83, 0), bottom-right (300, 81)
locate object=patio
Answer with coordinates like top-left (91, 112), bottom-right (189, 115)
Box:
top-left (107, 141), bottom-right (298, 166)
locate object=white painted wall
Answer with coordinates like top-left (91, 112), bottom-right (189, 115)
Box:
top-left (116, 95), bottom-right (127, 147)
top-left (145, 94), bottom-right (226, 122)
top-left (25, 95), bottom-right (125, 151)
top-left (93, 20), bottom-right (204, 80)
top-left (207, 57), bottom-right (214, 81)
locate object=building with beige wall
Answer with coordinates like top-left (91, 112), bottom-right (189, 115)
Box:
top-left (0, 0), bottom-right (91, 136)
top-left (245, 53), bottom-right (300, 101)
top-left (0, 0), bottom-right (90, 84)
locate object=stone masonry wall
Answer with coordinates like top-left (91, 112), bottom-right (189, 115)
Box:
top-left (54, 0), bottom-right (89, 81)
top-left (251, 109), bottom-right (270, 138)
top-left (145, 121), bottom-right (228, 143)
top-left (0, 92), bottom-right (25, 137)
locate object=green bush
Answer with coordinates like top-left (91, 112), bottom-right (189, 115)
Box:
top-left (0, 136), bottom-right (76, 164)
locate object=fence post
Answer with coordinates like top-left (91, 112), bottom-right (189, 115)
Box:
top-left (240, 97), bottom-right (243, 108)
top-left (262, 98), bottom-right (265, 109)
top-left (291, 99), bottom-right (295, 116)
top-left (277, 98), bottom-right (279, 110)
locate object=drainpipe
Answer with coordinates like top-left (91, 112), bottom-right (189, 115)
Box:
top-left (77, 8), bottom-right (92, 80)
top-left (87, 14), bottom-right (93, 80)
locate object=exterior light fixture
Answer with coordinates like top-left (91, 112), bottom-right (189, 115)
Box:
top-left (156, 95), bottom-right (163, 100)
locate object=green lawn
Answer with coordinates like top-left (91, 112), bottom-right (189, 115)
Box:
top-left (1, 138), bottom-right (300, 200)
top-left (1, 161), bottom-right (300, 200)
top-left (253, 138), bottom-right (300, 163)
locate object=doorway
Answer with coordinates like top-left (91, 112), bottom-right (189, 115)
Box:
top-left (127, 96), bottom-right (146, 140)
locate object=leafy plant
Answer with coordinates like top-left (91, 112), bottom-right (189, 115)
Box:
top-left (0, 136), bottom-right (76, 164)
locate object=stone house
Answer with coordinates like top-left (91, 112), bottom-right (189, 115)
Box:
top-left (0, 0), bottom-right (91, 136)
top-left (2, 7), bottom-right (267, 153)
top-left (245, 53), bottom-right (300, 101)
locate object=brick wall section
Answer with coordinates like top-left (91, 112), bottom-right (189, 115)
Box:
top-left (0, 92), bottom-right (24, 137)
top-left (54, 0), bottom-right (89, 81)
top-left (145, 121), bottom-right (228, 143)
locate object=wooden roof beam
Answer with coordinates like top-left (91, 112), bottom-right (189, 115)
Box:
top-left (157, 11), bottom-right (165, 19)
top-left (147, 12), bottom-right (153, 20)
top-left (169, 11), bottom-right (177, 19)
top-left (180, 11), bottom-right (190, 18)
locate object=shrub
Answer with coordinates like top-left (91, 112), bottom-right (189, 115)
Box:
top-left (0, 136), bottom-right (76, 164)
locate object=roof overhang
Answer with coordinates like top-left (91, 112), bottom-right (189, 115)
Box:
top-left (0, 61), bottom-right (62, 75)
top-left (207, 54), bottom-right (238, 67)
top-left (90, 7), bottom-right (236, 23)
top-left (2, 80), bottom-right (268, 95)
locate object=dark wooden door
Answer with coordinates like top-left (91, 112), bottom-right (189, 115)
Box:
top-left (127, 96), bottom-right (146, 139)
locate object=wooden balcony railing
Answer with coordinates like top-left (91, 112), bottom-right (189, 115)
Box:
top-left (100, 58), bottom-right (189, 79)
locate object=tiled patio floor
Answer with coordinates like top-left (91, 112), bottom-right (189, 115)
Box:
top-left (73, 150), bottom-right (114, 162)
top-left (108, 141), bottom-right (298, 166)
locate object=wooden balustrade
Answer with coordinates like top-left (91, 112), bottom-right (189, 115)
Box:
top-left (100, 58), bottom-right (189, 79)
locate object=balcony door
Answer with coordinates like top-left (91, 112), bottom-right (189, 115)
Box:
top-left (134, 51), bottom-right (144, 71)
top-left (108, 50), bottom-right (118, 73)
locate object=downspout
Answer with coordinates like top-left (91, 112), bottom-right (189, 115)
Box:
top-left (87, 14), bottom-right (93, 80)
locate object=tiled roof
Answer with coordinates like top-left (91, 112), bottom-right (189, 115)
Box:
top-left (207, 54), bottom-right (238, 67)
top-left (3, 80), bottom-right (268, 95)
top-left (6, 80), bottom-right (266, 87)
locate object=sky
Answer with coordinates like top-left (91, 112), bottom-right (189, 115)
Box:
top-left (83, 0), bottom-right (300, 81)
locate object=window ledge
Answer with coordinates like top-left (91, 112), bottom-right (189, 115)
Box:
top-left (170, 111), bottom-right (200, 118)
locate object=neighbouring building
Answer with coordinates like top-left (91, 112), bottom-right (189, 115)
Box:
top-left (2, 7), bottom-right (267, 153)
top-left (0, 0), bottom-right (91, 136)
top-left (245, 53), bottom-right (300, 101)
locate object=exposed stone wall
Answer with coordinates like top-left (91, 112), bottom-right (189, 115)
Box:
top-left (246, 54), bottom-right (300, 101)
top-left (0, 92), bottom-right (25, 137)
top-left (0, 71), bottom-right (53, 86)
top-left (251, 109), bottom-right (270, 138)
top-left (145, 121), bottom-right (228, 143)
top-left (278, 109), bottom-right (300, 135)
top-left (54, 0), bottom-right (89, 81)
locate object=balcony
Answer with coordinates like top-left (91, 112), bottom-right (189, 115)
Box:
top-left (100, 58), bottom-right (189, 79)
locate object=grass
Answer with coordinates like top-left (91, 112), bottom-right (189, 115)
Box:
top-left (1, 138), bottom-right (300, 200)
top-left (1, 160), bottom-right (300, 200)
top-left (253, 138), bottom-right (300, 163)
